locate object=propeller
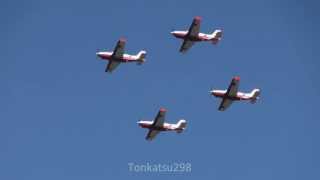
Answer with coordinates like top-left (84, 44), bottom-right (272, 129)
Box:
top-left (170, 27), bottom-right (176, 34)
top-left (96, 49), bottom-right (100, 58)
top-left (209, 86), bottom-right (214, 97)
top-left (96, 49), bottom-right (104, 60)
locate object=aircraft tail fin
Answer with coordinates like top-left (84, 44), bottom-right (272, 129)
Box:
top-left (210, 29), bottom-right (223, 44)
top-left (176, 119), bottom-right (187, 133)
top-left (136, 50), bottom-right (147, 65)
top-left (249, 88), bottom-right (261, 104)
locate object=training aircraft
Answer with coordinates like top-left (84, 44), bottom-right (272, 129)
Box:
top-left (171, 16), bottom-right (222, 53)
top-left (210, 76), bottom-right (261, 111)
top-left (137, 108), bottom-right (187, 141)
top-left (96, 38), bottom-right (146, 73)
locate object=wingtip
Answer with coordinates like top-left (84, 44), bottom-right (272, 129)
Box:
top-left (179, 49), bottom-right (187, 54)
top-left (119, 37), bottom-right (127, 42)
top-left (159, 107), bottom-right (166, 112)
top-left (233, 76), bottom-right (240, 81)
top-left (194, 16), bottom-right (202, 21)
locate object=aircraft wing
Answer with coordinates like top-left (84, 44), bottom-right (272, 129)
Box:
top-left (226, 77), bottom-right (240, 97)
top-left (112, 39), bottom-right (126, 59)
top-left (152, 108), bottom-right (166, 128)
top-left (187, 16), bottom-right (201, 37)
top-left (105, 61), bottom-right (121, 73)
top-left (218, 98), bottom-right (233, 111)
top-left (145, 130), bottom-right (160, 141)
top-left (179, 39), bottom-right (194, 53)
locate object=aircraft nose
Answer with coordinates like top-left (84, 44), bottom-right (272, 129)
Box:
top-left (96, 52), bottom-right (103, 58)
top-left (137, 121), bottom-right (144, 127)
top-left (209, 90), bottom-right (217, 96)
top-left (171, 31), bottom-right (180, 38)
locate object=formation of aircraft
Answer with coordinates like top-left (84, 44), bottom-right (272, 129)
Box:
top-left (96, 38), bottom-right (146, 73)
top-left (171, 16), bottom-right (223, 53)
top-left (210, 76), bottom-right (261, 111)
top-left (137, 108), bottom-right (187, 141)
top-left (96, 16), bottom-right (261, 140)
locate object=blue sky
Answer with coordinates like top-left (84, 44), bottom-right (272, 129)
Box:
top-left (1, 0), bottom-right (320, 179)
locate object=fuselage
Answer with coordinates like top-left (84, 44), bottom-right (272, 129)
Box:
top-left (171, 31), bottom-right (215, 41)
top-left (211, 90), bottom-right (254, 101)
top-left (137, 121), bottom-right (181, 131)
top-left (96, 51), bottom-right (140, 62)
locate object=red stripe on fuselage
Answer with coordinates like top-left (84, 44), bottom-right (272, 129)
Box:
top-left (139, 123), bottom-right (173, 131)
top-left (212, 92), bottom-right (250, 101)
top-left (173, 32), bottom-right (211, 42)
top-left (98, 54), bottom-right (137, 62)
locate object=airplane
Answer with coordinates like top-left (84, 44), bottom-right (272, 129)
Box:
top-left (209, 76), bottom-right (261, 111)
top-left (171, 16), bottom-right (223, 53)
top-left (96, 38), bottom-right (147, 73)
top-left (137, 108), bottom-right (187, 141)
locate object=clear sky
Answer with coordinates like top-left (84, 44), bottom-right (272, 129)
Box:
top-left (1, 0), bottom-right (320, 179)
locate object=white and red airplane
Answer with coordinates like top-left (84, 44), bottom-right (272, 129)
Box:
top-left (137, 108), bottom-right (187, 141)
top-left (171, 16), bottom-right (222, 53)
top-left (210, 76), bottom-right (261, 111)
top-left (96, 38), bottom-right (146, 73)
